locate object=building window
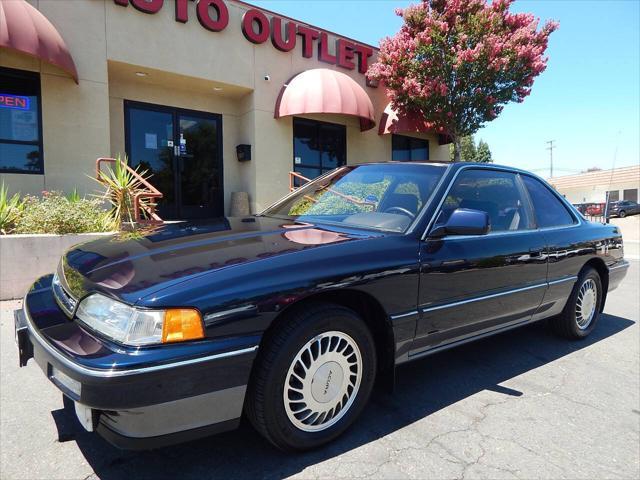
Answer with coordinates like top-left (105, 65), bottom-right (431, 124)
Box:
top-left (0, 67), bottom-right (43, 174)
top-left (392, 134), bottom-right (429, 162)
top-left (293, 118), bottom-right (346, 185)
top-left (607, 190), bottom-right (620, 202)
top-left (623, 189), bottom-right (638, 202)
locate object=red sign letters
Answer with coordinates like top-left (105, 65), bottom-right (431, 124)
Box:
top-left (114, 0), bottom-right (374, 78)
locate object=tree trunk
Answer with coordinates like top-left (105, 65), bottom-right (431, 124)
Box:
top-left (452, 136), bottom-right (462, 162)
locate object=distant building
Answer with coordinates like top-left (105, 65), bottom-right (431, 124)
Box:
top-left (548, 165), bottom-right (640, 204)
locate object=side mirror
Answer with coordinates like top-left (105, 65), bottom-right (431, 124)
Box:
top-left (429, 208), bottom-right (491, 238)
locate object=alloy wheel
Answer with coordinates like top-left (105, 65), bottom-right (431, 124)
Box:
top-left (576, 278), bottom-right (598, 330)
top-left (283, 331), bottom-right (362, 432)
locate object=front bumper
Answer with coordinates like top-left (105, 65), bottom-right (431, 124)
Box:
top-left (15, 275), bottom-right (259, 449)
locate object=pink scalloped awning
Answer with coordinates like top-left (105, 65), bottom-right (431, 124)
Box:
top-left (379, 102), bottom-right (453, 144)
top-left (275, 69), bottom-right (375, 131)
top-left (378, 102), bottom-right (432, 136)
top-left (0, 0), bottom-right (78, 83)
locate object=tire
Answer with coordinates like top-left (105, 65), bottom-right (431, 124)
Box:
top-left (550, 267), bottom-right (603, 339)
top-left (619, 210), bottom-right (627, 218)
top-left (245, 303), bottom-right (377, 451)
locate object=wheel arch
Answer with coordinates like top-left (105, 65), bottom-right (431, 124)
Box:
top-left (260, 289), bottom-right (396, 389)
top-left (582, 257), bottom-right (609, 312)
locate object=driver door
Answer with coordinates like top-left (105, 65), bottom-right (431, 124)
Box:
top-left (410, 168), bottom-right (548, 356)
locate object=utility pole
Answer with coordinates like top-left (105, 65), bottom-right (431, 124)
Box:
top-left (546, 140), bottom-right (556, 178)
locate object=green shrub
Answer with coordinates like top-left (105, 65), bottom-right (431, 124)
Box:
top-left (14, 191), bottom-right (114, 235)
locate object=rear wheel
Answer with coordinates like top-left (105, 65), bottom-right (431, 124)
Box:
top-left (551, 267), bottom-right (603, 339)
top-left (245, 303), bottom-right (376, 451)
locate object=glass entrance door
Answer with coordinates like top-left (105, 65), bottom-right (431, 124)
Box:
top-left (125, 101), bottom-right (223, 220)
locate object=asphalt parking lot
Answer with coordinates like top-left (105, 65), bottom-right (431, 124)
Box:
top-left (1, 261), bottom-right (638, 480)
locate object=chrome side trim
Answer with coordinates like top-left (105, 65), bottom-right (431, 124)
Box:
top-left (608, 262), bottom-right (630, 271)
top-left (409, 317), bottom-right (532, 360)
top-left (23, 305), bottom-right (258, 378)
top-left (204, 304), bottom-right (256, 324)
top-left (547, 276), bottom-right (578, 286)
top-left (390, 310), bottom-right (419, 320)
top-left (421, 282), bottom-right (548, 313)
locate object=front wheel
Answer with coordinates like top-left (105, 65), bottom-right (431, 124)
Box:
top-left (550, 267), bottom-right (603, 339)
top-left (245, 303), bottom-right (377, 451)
top-left (619, 210), bottom-right (627, 218)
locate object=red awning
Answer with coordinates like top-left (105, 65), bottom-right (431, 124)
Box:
top-left (275, 69), bottom-right (375, 131)
top-left (379, 102), bottom-right (453, 144)
top-left (0, 0), bottom-right (78, 83)
top-left (378, 102), bottom-right (432, 136)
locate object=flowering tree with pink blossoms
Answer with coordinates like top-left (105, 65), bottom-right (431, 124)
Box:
top-left (368, 0), bottom-right (558, 161)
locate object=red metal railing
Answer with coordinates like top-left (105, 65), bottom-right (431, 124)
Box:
top-left (96, 157), bottom-right (163, 225)
top-left (289, 171), bottom-right (311, 192)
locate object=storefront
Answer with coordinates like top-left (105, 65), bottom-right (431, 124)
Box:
top-left (0, 0), bottom-right (451, 219)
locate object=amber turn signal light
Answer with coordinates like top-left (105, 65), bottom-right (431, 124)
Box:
top-left (162, 309), bottom-right (205, 343)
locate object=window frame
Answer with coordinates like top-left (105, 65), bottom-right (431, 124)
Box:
top-left (423, 166), bottom-right (582, 240)
top-left (292, 117), bottom-right (346, 182)
top-left (431, 168), bottom-right (536, 235)
top-left (391, 134), bottom-right (430, 162)
top-left (520, 173), bottom-right (579, 230)
top-left (0, 67), bottom-right (44, 175)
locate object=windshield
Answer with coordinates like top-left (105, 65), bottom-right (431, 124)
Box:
top-left (262, 163), bottom-right (447, 232)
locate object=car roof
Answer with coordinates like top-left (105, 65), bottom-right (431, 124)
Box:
top-left (354, 161), bottom-right (536, 176)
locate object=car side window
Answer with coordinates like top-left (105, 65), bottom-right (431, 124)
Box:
top-left (438, 169), bottom-right (533, 232)
top-left (522, 175), bottom-right (575, 228)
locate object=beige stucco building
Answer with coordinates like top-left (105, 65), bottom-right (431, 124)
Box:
top-left (0, 0), bottom-right (451, 219)
top-left (548, 165), bottom-right (640, 205)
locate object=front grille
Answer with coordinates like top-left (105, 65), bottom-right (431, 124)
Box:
top-left (52, 272), bottom-right (77, 318)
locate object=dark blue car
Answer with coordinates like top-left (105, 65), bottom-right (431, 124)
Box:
top-left (15, 162), bottom-right (629, 451)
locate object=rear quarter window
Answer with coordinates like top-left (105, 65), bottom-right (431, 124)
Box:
top-left (522, 175), bottom-right (576, 228)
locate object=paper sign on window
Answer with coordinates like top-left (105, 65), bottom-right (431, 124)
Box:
top-left (145, 133), bottom-right (158, 150)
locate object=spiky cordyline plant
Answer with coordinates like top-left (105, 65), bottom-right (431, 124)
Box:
top-left (95, 154), bottom-right (155, 229)
top-left (0, 181), bottom-right (25, 235)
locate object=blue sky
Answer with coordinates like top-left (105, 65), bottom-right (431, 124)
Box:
top-left (251, 0), bottom-right (640, 177)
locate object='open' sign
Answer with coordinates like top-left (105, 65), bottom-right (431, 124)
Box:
top-left (0, 94), bottom-right (30, 110)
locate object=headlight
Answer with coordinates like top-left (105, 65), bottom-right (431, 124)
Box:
top-left (75, 293), bottom-right (204, 346)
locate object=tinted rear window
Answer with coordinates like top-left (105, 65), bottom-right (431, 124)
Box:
top-left (522, 175), bottom-right (575, 228)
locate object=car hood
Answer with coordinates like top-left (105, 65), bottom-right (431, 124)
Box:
top-left (59, 217), bottom-right (372, 304)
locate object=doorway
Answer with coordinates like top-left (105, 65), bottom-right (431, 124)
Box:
top-left (124, 101), bottom-right (223, 220)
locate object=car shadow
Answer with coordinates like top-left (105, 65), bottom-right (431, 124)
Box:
top-left (52, 313), bottom-right (635, 480)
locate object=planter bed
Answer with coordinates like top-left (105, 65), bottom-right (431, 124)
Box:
top-left (0, 232), bottom-right (113, 300)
